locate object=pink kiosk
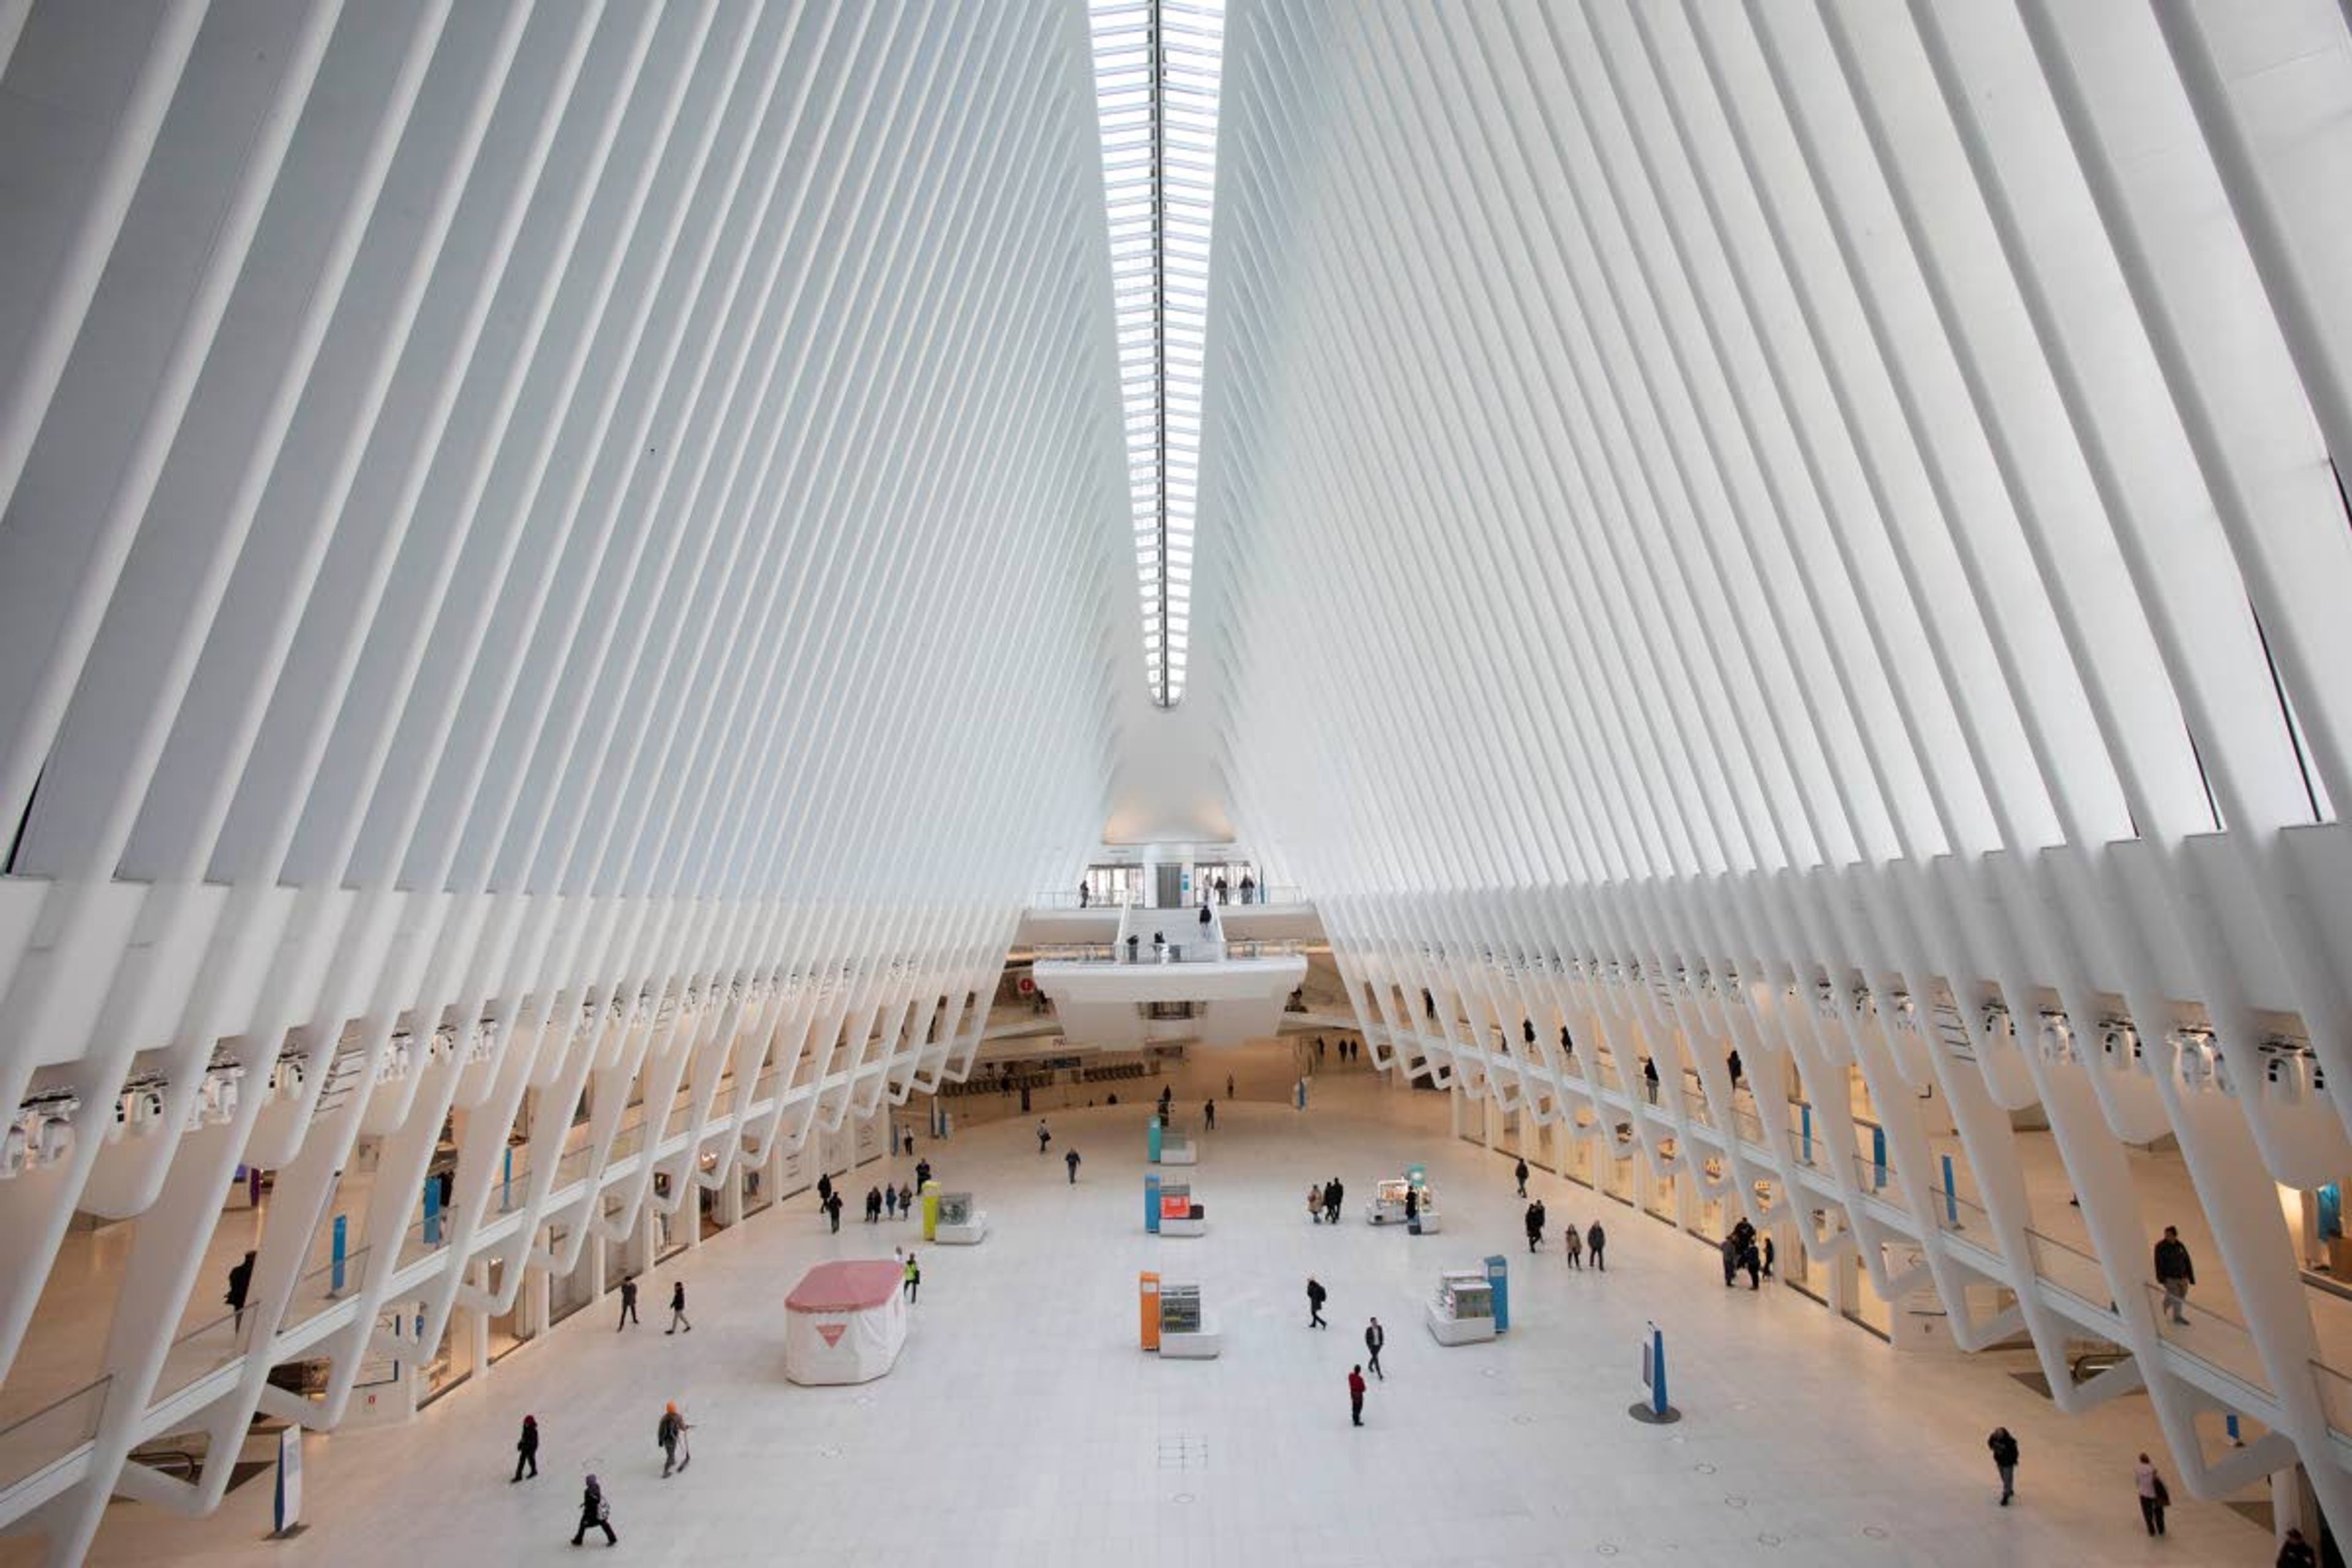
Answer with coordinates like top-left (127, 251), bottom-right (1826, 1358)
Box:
top-left (784, 1260), bottom-right (908, 1385)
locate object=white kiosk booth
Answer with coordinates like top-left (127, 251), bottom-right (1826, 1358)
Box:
top-left (933, 1191), bottom-right (988, 1245)
top-left (784, 1261), bottom-right (908, 1384)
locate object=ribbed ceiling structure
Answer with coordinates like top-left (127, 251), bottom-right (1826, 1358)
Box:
top-left (0, 4), bottom-right (1126, 1558)
top-left (1199, 0), bottom-right (2352, 1535)
top-left (7, 0), bottom-right (2352, 1558)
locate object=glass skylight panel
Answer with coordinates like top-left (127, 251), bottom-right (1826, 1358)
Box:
top-left (1090, 0), bottom-right (1223, 708)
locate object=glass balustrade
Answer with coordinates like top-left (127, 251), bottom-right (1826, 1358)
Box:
top-left (2024, 1229), bottom-right (2115, 1315)
top-left (2143, 1283), bottom-right (2273, 1400)
top-left (0, 1377), bottom-right (108, 1494)
top-left (2310, 1360), bottom-right (2352, 1440)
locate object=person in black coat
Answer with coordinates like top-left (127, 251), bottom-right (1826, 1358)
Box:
top-left (1364, 1317), bottom-right (1385, 1379)
top-left (1988, 1427), bottom-right (2019, 1505)
top-left (1586, 1219), bottom-right (1607, 1271)
top-left (617, 1275), bottom-right (639, 1329)
top-left (511, 1414), bottom-right (539, 1482)
top-left (666, 1280), bottom-right (691, 1334)
top-left (572, 1474), bottom-right (616, 1545)
top-left (224, 1250), bottom-right (257, 1332)
top-left (1513, 1158), bottom-right (1529, 1197)
top-left (1306, 1276), bottom-right (1328, 1328)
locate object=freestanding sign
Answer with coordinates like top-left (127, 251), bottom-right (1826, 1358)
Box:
top-left (271, 1427), bottom-right (304, 1537)
top-left (1483, 1255), bottom-right (1509, 1334)
top-left (1629, 1320), bottom-right (1681, 1424)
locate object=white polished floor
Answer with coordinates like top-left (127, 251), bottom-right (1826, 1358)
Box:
top-left (66, 1060), bottom-right (2275, 1567)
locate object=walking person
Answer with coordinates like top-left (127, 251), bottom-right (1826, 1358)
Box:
top-left (617, 1275), bottom-right (639, 1329)
top-left (1306, 1276), bottom-right (1328, 1329)
top-left (1562, 1221), bottom-right (1582, 1270)
top-left (1643, 1057), bottom-right (1660, 1103)
top-left (666, 1280), bottom-right (692, 1335)
top-left (1037, 1120), bottom-right (1052, 1156)
top-left (865, 1185), bottom-right (882, 1224)
top-left (1327, 1178), bottom-right (1344, 1226)
top-left (2277, 1527), bottom-right (2317, 1567)
top-left (1587, 1219), bottom-right (1607, 1272)
top-left (2154, 1226), bottom-right (2195, 1325)
top-left (1514, 1157), bottom-right (1529, 1197)
top-left (884, 1184), bottom-right (898, 1220)
top-left (1065, 1147), bottom-right (1081, 1183)
top-left (1309, 1183), bottom-right (1326, 1224)
top-left (511, 1414), bottom-right (539, 1482)
top-left (658, 1403), bottom-right (685, 1478)
top-left (1525, 1200), bottom-right (1544, 1254)
top-left (903, 1252), bottom-right (920, 1303)
top-left (1988, 1426), bottom-right (2019, 1506)
top-left (898, 1180), bottom-right (913, 1218)
top-left (816, 1170), bottom-right (833, 1213)
top-left (225, 1250), bottom-right (256, 1333)
top-left (1226, 1073), bottom-right (1235, 1098)
top-left (1349, 1365), bottom-right (1368, 1427)
top-left (571, 1475), bottom-right (617, 1546)
top-left (1365, 1317), bottom-right (1385, 1379)
top-left (915, 1158), bottom-right (932, 1190)
top-left (1203, 1099), bottom-right (1215, 1130)
top-left (1761, 1234), bottom-right (1775, 1279)
top-left (826, 1191), bottom-right (843, 1233)
top-left (2134, 1453), bottom-right (2168, 1536)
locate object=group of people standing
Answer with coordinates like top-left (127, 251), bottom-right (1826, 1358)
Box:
top-left (824, 1167), bottom-right (918, 1235)
top-left (1719, 1218), bottom-right (1772, 1290)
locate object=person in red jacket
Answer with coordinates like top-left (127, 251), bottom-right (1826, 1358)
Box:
top-left (1348, 1365), bottom-right (1368, 1427)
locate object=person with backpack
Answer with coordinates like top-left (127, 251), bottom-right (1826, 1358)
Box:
top-left (1586, 1219), bottom-right (1607, 1272)
top-left (666, 1280), bottom-right (691, 1335)
top-left (617, 1275), bottom-right (639, 1330)
top-left (657, 1403), bottom-right (690, 1478)
top-left (511, 1414), bottom-right (539, 1482)
top-left (1988, 1427), bottom-right (2019, 1506)
top-left (572, 1475), bottom-right (617, 1546)
top-left (2134, 1453), bottom-right (2168, 1536)
top-left (1306, 1276), bottom-right (1328, 1329)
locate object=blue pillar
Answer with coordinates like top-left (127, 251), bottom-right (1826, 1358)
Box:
top-left (1800, 1103), bottom-right (1813, 1165)
top-left (423, 1175), bottom-right (442, 1245)
top-left (1871, 1125), bottom-right (1887, 1190)
top-left (1145, 1173), bottom-right (1161, 1235)
top-left (502, 1147), bottom-right (513, 1213)
top-left (1484, 1254), bottom-right (1509, 1334)
top-left (1146, 1119), bottom-right (1163, 1163)
top-left (1940, 1155), bottom-right (1958, 1226)
top-left (330, 1215), bottom-right (347, 1295)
